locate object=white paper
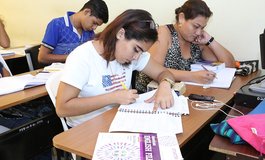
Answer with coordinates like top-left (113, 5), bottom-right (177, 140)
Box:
top-left (0, 50), bottom-right (15, 56)
top-left (109, 90), bottom-right (186, 134)
top-left (184, 68), bottom-right (236, 89)
top-left (43, 63), bottom-right (65, 72)
top-left (0, 73), bottom-right (52, 95)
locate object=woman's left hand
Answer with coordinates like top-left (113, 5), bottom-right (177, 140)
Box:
top-left (144, 81), bottom-right (174, 111)
top-left (194, 31), bottom-right (212, 45)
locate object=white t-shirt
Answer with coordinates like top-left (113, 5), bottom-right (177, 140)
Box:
top-left (61, 41), bottom-right (150, 127)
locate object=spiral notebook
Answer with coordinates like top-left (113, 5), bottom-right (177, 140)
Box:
top-left (109, 89), bottom-right (187, 134)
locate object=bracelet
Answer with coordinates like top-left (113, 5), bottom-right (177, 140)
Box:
top-left (206, 37), bottom-right (214, 46)
top-left (160, 78), bottom-right (175, 88)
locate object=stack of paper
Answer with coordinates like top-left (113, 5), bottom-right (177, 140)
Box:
top-left (0, 50), bottom-right (15, 56)
top-left (93, 132), bottom-right (183, 160)
top-left (43, 63), bottom-right (65, 72)
top-left (0, 73), bottom-right (52, 95)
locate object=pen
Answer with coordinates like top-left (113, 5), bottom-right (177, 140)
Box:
top-left (37, 70), bottom-right (50, 73)
top-left (201, 64), bottom-right (209, 71)
top-left (201, 65), bottom-right (217, 79)
top-left (120, 81), bottom-right (128, 90)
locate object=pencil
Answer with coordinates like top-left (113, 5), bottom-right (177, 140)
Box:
top-left (201, 65), bottom-right (218, 79)
top-left (120, 81), bottom-right (128, 90)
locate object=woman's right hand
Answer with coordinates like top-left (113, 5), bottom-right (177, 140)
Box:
top-left (192, 70), bottom-right (216, 84)
top-left (113, 89), bottom-right (139, 105)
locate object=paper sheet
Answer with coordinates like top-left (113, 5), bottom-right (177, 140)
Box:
top-left (109, 90), bottom-right (187, 134)
top-left (184, 68), bottom-right (236, 89)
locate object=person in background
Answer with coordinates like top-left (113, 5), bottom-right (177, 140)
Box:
top-left (0, 18), bottom-right (10, 48)
top-left (135, 0), bottom-right (235, 93)
top-left (38, 0), bottom-right (109, 65)
top-left (56, 9), bottom-right (176, 128)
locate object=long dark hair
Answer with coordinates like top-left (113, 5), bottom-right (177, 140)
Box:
top-left (175, 0), bottom-right (212, 22)
top-left (95, 9), bottom-right (158, 64)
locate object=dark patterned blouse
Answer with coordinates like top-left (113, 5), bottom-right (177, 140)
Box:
top-left (135, 24), bottom-right (203, 93)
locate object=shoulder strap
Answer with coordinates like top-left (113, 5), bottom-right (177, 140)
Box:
top-left (166, 24), bottom-right (175, 34)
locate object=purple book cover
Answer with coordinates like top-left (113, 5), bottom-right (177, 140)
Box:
top-left (139, 133), bottom-right (161, 160)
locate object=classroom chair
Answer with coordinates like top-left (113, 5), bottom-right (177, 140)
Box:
top-left (45, 72), bottom-right (78, 160)
top-left (25, 44), bottom-right (47, 71)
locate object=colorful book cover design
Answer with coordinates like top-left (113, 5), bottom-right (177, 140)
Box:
top-left (93, 133), bottom-right (161, 160)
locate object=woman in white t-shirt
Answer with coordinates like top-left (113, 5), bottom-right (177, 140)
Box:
top-left (56, 9), bottom-right (176, 127)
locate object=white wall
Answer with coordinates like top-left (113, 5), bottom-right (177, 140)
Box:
top-left (1, 0), bottom-right (265, 64)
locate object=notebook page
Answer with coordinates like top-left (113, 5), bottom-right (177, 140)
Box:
top-left (0, 73), bottom-right (51, 95)
top-left (119, 89), bottom-right (189, 115)
top-left (109, 89), bottom-right (184, 134)
top-left (184, 68), bottom-right (236, 89)
top-left (109, 111), bottom-right (183, 134)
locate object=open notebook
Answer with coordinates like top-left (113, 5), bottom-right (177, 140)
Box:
top-left (109, 89), bottom-right (188, 134)
top-left (0, 73), bottom-right (52, 95)
top-left (184, 68), bottom-right (236, 89)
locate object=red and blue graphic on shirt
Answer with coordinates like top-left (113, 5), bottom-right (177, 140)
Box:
top-left (102, 71), bottom-right (126, 91)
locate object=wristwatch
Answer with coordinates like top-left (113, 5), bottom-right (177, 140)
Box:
top-left (160, 78), bottom-right (175, 88)
top-left (206, 37), bottom-right (214, 46)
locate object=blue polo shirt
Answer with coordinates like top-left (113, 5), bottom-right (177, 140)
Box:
top-left (42, 11), bottom-right (95, 55)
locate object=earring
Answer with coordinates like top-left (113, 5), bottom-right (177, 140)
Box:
top-left (178, 23), bottom-right (182, 28)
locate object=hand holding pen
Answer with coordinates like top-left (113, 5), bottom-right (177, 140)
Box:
top-left (115, 82), bottom-right (139, 105)
top-left (200, 65), bottom-right (217, 83)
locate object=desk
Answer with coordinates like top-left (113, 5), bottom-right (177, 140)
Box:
top-left (0, 70), bottom-right (63, 160)
top-left (2, 46), bottom-right (32, 74)
top-left (0, 70), bottom-right (47, 110)
top-left (3, 53), bottom-right (25, 61)
top-left (2, 46), bottom-right (26, 60)
top-left (209, 105), bottom-right (261, 160)
top-left (53, 71), bottom-right (261, 159)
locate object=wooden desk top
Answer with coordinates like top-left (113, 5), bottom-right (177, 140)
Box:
top-left (53, 71), bottom-right (261, 159)
top-left (3, 54), bottom-right (25, 61)
top-left (2, 46), bottom-right (26, 60)
top-left (0, 70), bottom-right (47, 110)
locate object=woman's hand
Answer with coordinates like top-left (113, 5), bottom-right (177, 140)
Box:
top-left (145, 81), bottom-right (174, 111)
top-left (194, 31), bottom-right (212, 45)
top-left (113, 89), bottom-right (139, 105)
top-left (192, 70), bottom-right (216, 84)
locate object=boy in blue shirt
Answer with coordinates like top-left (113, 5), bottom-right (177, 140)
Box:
top-left (38, 0), bottom-right (109, 64)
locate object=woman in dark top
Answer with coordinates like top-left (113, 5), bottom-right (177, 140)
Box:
top-left (136, 0), bottom-right (235, 93)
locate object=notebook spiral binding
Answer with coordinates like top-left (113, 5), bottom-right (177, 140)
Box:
top-left (118, 108), bottom-right (181, 117)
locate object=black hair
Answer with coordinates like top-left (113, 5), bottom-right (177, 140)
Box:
top-left (80, 0), bottom-right (109, 23)
top-left (96, 9), bottom-right (158, 64)
top-left (175, 0), bottom-right (212, 22)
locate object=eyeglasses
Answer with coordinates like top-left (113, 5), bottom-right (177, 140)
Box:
top-left (140, 20), bottom-right (159, 30)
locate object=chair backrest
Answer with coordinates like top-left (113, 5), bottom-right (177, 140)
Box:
top-left (0, 54), bottom-right (12, 76)
top-left (45, 71), bottom-right (77, 160)
top-left (45, 72), bottom-right (69, 131)
top-left (25, 44), bottom-right (47, 71)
